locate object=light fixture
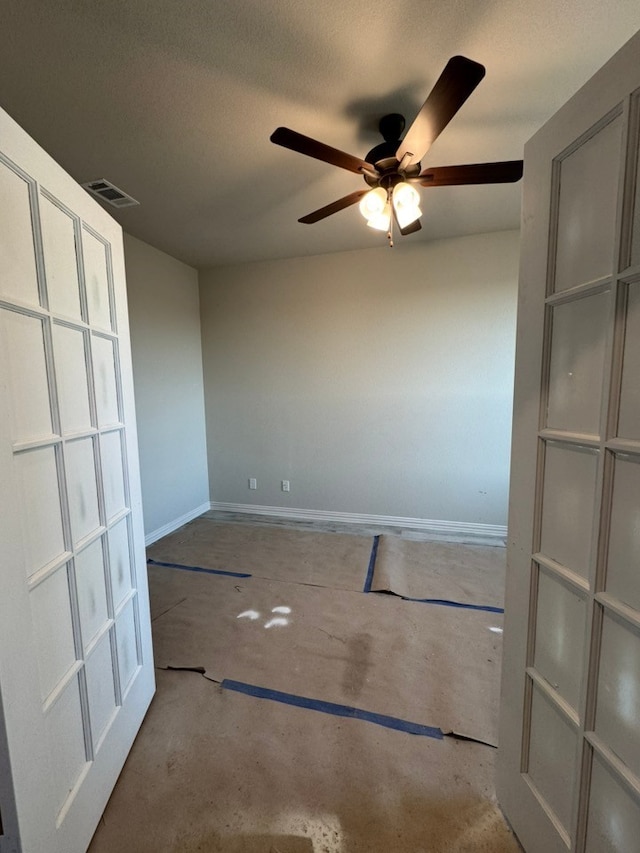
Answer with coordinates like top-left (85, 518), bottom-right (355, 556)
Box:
top-left (392, 181), bottom-right (422, 229)
top-left (359, 182), bottom-right (422, 237)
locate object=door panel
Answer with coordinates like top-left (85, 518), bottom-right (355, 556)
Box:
top-left (52, 323), bottom-right (93, 434)
top-left (16, 446), bottom-right (67, 574)
top-left (617, 284), bottom-right (640, 436)
top-left (108, 519), bottom-right (134, 610)
top-left (630, 119), bottom-right (640, 266)
top-left (594, 613), bottom-right (640, 778)
top-left (0, 106), bottom-right (153, 853)
top-left (498, 30), bottom-right (640, 853)
top-left (82, 227), bottom-right (113, 332)
top-left (1, 309), bottom-right (53, 441)
top-left (539, 443), bottom-right (598, 579)
top-left (554, 114), bottom-right (622, 293)
top-left (84, 633), bottom-right (118, 750)
top-left (0, 165), bottom-right (40, 306)
top-left (546, 292), bottom-right (609, 434)
top-left (527, 684), bottom-right (578, 837)
top-left (605, 455), bottom-right (640, 609)
top-left (39, 194), bottom-right (83, 321)
top-left (46, 677), bottom-right (89, 817)
top-left (30, 566), bottom-right (77, 701)
top-left (91, 334), bottom-right (121, 427)
top-left (533, 569), bottom-right (587, 710)
top-left (584, 752), bottom-right (640, 851)
top-left (115, 596), bottom-right (140, 697)
top-left (100, 431), bottom-right (128, 520)
top-left (65, 437), bottom-right (102, 544)
top-left (75, 538), bottom-right (110, 650)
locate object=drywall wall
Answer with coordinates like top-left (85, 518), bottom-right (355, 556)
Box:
top-left (199, 230), bottom-right (519, 527)
top-left (124, 234), bottom-right (209, 540)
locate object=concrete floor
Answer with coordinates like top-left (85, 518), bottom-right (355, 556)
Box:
top-left (88, 514), bottom-right (520, 853)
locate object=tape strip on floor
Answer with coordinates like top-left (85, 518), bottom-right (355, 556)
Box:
top-left (390, 594), bottom-right (504, 614)
top-left (221, 678), bottom-right (443, 740)
top-left (363, 535), bottom-right (380, 593)
top-left (147, 558), bottom-right (252, 578)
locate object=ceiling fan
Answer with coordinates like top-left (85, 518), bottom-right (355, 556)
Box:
top-left (270, 56), bottom-right (523, 245)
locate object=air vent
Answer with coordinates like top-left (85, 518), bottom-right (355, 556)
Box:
top-left (82, 179), bottom-right (139, 208)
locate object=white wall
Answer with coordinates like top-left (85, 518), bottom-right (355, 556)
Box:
top-left (124, 234), bottom-right (209, 541)
top-left (199, 230), bottom-right (519, 527)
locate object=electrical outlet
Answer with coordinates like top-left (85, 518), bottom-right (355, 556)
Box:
top-left (281, 480), bottom-right (290, 492)
top-left (248, 478), bottom-right (257, 490)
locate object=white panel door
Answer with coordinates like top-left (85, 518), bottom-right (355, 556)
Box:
top-left (0, 106), bottom-right (154, 853)
top-left (498, 30), bottom-right (640, 853)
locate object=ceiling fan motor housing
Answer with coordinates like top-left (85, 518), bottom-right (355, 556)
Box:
top-left (364, 113), bottom-right (422, 187)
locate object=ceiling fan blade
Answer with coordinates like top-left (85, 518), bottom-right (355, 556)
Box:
top-left (271, 127), bottom-right (376, 176)
top-left (395, 56), bottom-right (486, 166)
top-left (416, 160), bottom-right (524, 187)
top-left (298, 190), bottom-right (370, 224)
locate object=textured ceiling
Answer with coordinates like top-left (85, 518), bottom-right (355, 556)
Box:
top-left (1, 1), bottom-right (639, 268)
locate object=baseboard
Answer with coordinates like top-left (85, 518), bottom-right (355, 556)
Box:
top-left (208, 502), bottom-right (507, 545)
top-left (144, 502), bottom-right (211, 546)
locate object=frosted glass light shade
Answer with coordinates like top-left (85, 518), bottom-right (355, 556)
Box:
top-left (395, 204), bottom-right (422, 229)
top-left (359, 187), bottom-right (387, 221)
top-left (367, 203), bottom-right (391, 231)
top-left (393, 181), bottom-right (421, 227)
top-left (393, 182), bottom-right (419, 206)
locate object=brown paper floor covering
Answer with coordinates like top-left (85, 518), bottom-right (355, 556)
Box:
top-left (371, 536), bottom-right (506, 608)
top-left (89, 517), bottom-right (517, 853)
top-left (149, 567), bottom-right (501, 746)
top-left (147, 517), bottom-right (373, 592)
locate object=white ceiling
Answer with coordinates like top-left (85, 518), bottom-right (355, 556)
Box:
top-left (1, 1), bottom-right (640, 269)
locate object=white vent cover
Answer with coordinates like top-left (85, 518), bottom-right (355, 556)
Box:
top-left (82, 179), bottom-right (139, 208)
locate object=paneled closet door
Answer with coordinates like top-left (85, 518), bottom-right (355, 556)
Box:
top-left (0, 107), bottom-right (154, 853)
top-left (498, 30), bottom-right (640, 853)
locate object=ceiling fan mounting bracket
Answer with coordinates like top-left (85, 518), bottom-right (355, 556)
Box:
top-left (378, 112), bottom-right (405, 142)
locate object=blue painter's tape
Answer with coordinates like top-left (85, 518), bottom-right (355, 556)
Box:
top-left (147, 558), bottom-right (251, 579)
top-left (363, 535), bottom-right (380, 593)
top-left (397, 596), bottom-right (504, 614)
top-left (221, 678), bottom-right (443, 740)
